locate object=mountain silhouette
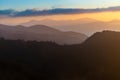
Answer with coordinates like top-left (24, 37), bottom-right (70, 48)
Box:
top-left (77, 30), bottom-right (120, 80)
top-left (0, 24), bottom-right (87, 44)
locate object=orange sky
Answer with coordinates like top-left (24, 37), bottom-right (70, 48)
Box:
top-left (1, 11), bottom-right (120, 25)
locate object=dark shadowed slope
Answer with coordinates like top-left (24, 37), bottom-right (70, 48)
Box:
top-left (0, 31), bottom-right (120, 80)
top-left (77, 30), bottom-right (120, 80)
top-left (0, 24), bottom-right (87, 44)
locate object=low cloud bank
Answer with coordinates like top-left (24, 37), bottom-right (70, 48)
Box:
top-left (0, 6), bottom-right (120, 17)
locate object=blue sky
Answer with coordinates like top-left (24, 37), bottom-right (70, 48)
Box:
top-left (1, 0), bottom-right (120, 10)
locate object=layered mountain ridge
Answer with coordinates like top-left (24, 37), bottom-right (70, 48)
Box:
top-left (0, 24), bottom-right (87, 44)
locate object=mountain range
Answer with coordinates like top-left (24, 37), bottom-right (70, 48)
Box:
top-left (21, 18), bottom-right (120, 36)
top-left (0, 24), bottom-right (87, 44)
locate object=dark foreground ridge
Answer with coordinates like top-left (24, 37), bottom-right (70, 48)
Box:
top-left (0, 30), bottom-right (120, 80)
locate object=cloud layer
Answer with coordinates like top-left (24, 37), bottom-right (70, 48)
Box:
top-left (1, 6), bottom-right (120, 17)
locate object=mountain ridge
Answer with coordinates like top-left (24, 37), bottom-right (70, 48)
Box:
top-left (20, 18), bottom-right (120, 36)
top-left (0, 24), bottom-right (87, 44)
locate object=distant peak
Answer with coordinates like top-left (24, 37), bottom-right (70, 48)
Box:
top-left (30, 25), bottom-right (49, 28)
top-left (29, 25), bottom-right (61, 31)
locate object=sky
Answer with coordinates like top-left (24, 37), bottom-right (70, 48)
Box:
top-left (1, 0), bottom-right (120, 10)
top-left (1, 0), bottom-right (120, 25)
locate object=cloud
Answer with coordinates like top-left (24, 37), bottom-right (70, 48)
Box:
top-left (0, 6), bottom-right (120, 17)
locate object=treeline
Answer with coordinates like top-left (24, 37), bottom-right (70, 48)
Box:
top-left (0, 31), bottom-right (120, 80)
top-left (0, 38), bottom-right (87, 80)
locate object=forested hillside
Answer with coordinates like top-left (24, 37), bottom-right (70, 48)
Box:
top-left (0, 31), bottom-right (120, 80)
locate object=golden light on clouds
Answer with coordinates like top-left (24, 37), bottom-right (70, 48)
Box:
top-left (1, 11), bottom-right (120, 25)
